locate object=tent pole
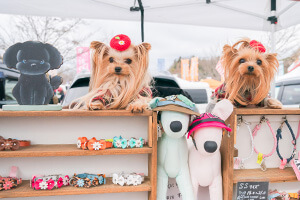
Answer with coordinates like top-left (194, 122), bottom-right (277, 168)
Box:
top-left (269, 0), bottom-right (277, 98)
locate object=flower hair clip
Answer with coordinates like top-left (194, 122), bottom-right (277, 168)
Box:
top-left (30, 174), bottom-right (70, 190)
top-left (77, 137), bottom-right (113, 151)
top-left (113, 136), bottom-right (146, 149)
top-left (0, 177), bottom-right (22, 191)
top-left (70, 173), bottom-right (106, 188)
top-left (112, 172), bottom-right (144, 186)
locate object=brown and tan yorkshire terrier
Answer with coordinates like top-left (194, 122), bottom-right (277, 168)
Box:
top-left (212, 38), bottom-right (282, 109)
top-left (74, 34), bottom-right (152, 112)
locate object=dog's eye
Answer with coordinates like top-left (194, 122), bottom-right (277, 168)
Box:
top-left (125, 58), bottom-right (132, 64)
top-left (257, 59), bottom-right (262, 65)
top-left (22, 60), bottom-right (27, 64)
top-left (109, 57), bottom-right (114, 63)
top-left (40, 60), bottom-right (45, 64)
top-left (239, 59), bottom-right (245, 63)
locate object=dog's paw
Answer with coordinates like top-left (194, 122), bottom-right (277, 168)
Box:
top-left (127, 102), bottom-right (147, 113)
top-left (266, 98), bottom-right (283, 109)
top-left (89, 100), bottom-right (105, 110)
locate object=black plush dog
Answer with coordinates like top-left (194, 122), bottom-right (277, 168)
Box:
top-left (3, 41), bottom-right (63, 105)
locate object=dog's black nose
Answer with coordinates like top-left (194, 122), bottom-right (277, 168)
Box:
top-left (31, 63), bottom-right (37, 67)
top-left (247, 66), bottom-right (254, 72)
top-left (204, 141), bottom-right (218, 153)
top-left (170, 121), bottom-right (182, 132)
top-left (115, 67), bottom-right (122, 73)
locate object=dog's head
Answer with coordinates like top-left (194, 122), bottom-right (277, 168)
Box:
top-left (3, 41), bottom-right (63, 75)
top-left (222, 38), bottom-right (278, 105)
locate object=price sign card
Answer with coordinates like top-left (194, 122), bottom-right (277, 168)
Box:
top-left (236, 181), bottom-right (269, 200)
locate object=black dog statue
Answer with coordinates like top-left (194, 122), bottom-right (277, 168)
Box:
top-left (3, 41), bottom-right (63, 105)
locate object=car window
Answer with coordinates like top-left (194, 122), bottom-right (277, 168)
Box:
top-left (281, 84), bottom-right (300, 105)
top-left (184, 89), bottom-right (208, 104)
top-left (5, 79), bottom-right (17, 100)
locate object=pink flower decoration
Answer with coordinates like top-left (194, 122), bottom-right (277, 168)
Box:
top-left (57, 177), bottom-right (63, 188)
top-left (3, 180), bottom-right (13, 190)
top-left (34, 179), bottom-right (43, 190)
top-left (63, 175), bottom-right (70, 186)
top-left (47, 179), bottom-right (55, 190)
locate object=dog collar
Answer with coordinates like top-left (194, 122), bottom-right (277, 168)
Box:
top-left (252, 116), bottom-right (277, 171)
top-left (31, 174), bottom-right (70, 190)
top-left (112, 172), bottom-right (144, 186)
top-left (0, 137), bottom-right (30, 151)
top-left (110, 34), bottom-right (131, 51)
top-left (276, 118), bottom-right (297, 169)
top-left (234, 117), bottom-right (254, 169)
top-left (0, 176), bottom-right (22, 191)
top-left (70, 173), bottom-right (106, 188)
top-left (77, 137), bottom-right (113, 151)
top-left (113, 136), bottom-right (145, 149)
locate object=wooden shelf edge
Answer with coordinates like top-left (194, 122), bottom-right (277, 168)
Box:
top-left (234, 108), bottom-right (300, 115)
top-left (233, 167), bottom-right (297, 183)
top-left (0, 144), bottom-right (153, 158)
top-left (0, 178), bottom-right (151, 198)
top-left (0, 109), bottom-right (153, 117)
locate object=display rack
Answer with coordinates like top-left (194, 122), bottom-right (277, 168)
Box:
top-left (221, 108), bottom-right (300, 200)
top-left (0, 110), bottom-right (157, 199)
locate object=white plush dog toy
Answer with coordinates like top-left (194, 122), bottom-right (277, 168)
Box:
top-left (187, 99), bottom-right (233, 200)
top-left (150, 94), bottom-right (199, 200)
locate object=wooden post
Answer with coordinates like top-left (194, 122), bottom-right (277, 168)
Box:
top-left (148, 112), bottom-right (157, 200)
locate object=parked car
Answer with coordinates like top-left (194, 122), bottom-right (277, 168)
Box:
top-left (175, 77), bottom-right (211, 113)
top-left (62, 73), bottom-right (195, 108)
top-left (0, 63), bottom-right (20, 108)
top-left (276, 71), bottom-right (300, 108)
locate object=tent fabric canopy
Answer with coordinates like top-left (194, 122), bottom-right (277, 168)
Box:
top-left (0, 0), bottom-right (299, 32)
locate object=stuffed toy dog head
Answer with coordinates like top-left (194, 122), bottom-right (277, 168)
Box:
top-left (4, 41), bottom-right (63, 75)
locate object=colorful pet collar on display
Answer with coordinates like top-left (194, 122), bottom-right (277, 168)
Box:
top-left (276, 118), bottom-right (297, 169)
top-left (0, 177), bottom-right (22, 191)
top-left (0, 136), bottom-right (30, 151)
top-left (70, 173), bottom-right (106, 188)
top-left (112, 172), bottom-right (144, 186)
top-left (234, 117), bottom-right (254, 169)
top-left (113, 136), bottom-right (145, 149)
top-left (252, 116), bottom-right (277, 171)
top-left (31, 174), bottom-right (70, 190)
top-left (187, 113), bottom-right (232, 139)
top-left (110, 34), bottom-right (131, 51)
top-left (149, 94), bottom-right (199, 116)
top-left (77, 137), bottom-right (113, 151)
top-left (249, 40), bottom-right (266, 53)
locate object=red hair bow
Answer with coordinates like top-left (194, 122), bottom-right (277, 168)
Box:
top-left (249, 40), bottom-right (266, 53)
top-left (110, 34), bottom-right (131, 51)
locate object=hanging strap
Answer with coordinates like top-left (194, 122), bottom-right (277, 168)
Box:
top-left (276, 119), bottom-right (297, 169)
top-left (252, 117), bottom-right (277, 168)
top-left (234, 118), bottom-right (254, 169)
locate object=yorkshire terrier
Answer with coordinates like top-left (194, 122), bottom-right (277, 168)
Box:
top-left (74, 34), bottom-right (152, 112)
top-left (212, 38), bottom-right (282, 109)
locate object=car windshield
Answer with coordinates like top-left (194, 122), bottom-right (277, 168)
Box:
top-left (5, 79), bottom-right (17, 100)
top-left (281, 84), bottom-right (300, 105)
top-left (184, 89), bottom-right (208, 104)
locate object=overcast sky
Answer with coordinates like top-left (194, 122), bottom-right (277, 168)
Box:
top-left (1, 13), bottom-right (297, 75)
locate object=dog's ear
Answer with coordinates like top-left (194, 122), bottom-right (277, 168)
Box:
top-left (90, 41), bottom-right (108, 54)
top-left (265, 53), bottom-right (279, 72)
top-left (222, 44), bottom-right (238, 62)
top-left (44, 44), bottom-right (63, 70)
top-left (3, 43), bottom-right (23, 69)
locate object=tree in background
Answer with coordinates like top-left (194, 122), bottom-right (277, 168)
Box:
top-left (0, 16), bottom-right (92, 83)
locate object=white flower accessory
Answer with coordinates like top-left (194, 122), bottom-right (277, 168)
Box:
top-left (92, 142), bottom-right (102, 150)
top-left (39, 181), bottom-right (48, 190)
top-left (115, 140), bottom-right (122, 148)
top-left (112, 173), bottom-right (118, 184)
top-left (126, 175), bottom-right (134, 185)
top-left (77, 140), bottom-right (81, 148)
top-left (135, 140), bottom-right (142, 148)
top-left (117, 176), bottom-right (125, 186)
top-left (119, 40), bottom-right (125, 45)
top-left (63, 177), bottom-right (69, 186)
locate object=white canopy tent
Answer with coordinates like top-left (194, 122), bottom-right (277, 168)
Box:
top-left (0, 0), bottom-right (299, 96)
